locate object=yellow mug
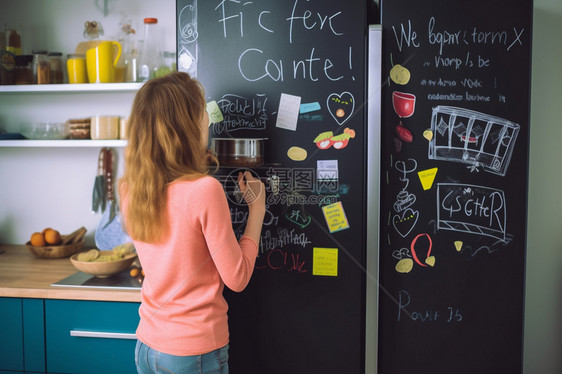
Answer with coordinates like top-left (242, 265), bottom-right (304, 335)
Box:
top-left (67, 53), bottom-right (87, 83)
top-left (86, 41), bottom-right (122, 83)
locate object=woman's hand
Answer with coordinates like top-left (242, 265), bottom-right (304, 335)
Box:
top-left (238, 171), bottom-right (266, 245)
top-left (237, 171), bottom-right (266, 211)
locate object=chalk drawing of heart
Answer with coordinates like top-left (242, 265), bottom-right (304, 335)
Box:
top-left (327, 92), bottom-right (355, 126)
top-left (392, 208), bottom-right (419, 238)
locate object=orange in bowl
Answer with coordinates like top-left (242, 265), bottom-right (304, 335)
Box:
top-left (30, 232), bottom-right (46, 247)
top-left (44, 228), bottom-right (62, 245)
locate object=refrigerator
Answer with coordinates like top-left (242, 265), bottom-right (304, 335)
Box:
top-left (377, 0), bottom-right (532, 373)
top-left (177, 0), bottom-right (380, 373)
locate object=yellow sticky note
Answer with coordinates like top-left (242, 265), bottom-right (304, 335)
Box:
top-left (322, 201), bottom-right (350, 233)
top-left (418, 167), bottom-right (438, 190)
top-left (313, 247), bottom-right (338, 276)
top-left (206, 101), bottom-right (223, 124)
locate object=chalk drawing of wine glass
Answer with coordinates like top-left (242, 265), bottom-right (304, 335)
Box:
top-left (392, 91), bottom-right (416, 118)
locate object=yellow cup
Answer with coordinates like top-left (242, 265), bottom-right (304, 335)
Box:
top-left (67, 53), bottom-right (87, 84)
top-left (86, 41), bottom-right (122, 83)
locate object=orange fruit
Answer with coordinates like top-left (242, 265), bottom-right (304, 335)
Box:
top-left (42, 227), bottom-right (53, 234)
top-left (30, 232), bottom-right (46, 247)
top-left (44, 228), bottom-right (62, 245)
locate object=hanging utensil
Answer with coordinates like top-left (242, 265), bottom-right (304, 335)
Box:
top-left (91, 148), bottom-right (106, 214)
top-left (104, 148), bottom-right (116, 227)
top-left (95, 148), bottom-right (131, 249)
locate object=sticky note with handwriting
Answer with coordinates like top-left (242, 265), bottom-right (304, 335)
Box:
top-left (206, 101), bottom-right (223, 124)
top-left (313, 247), bottom-right (338, 276)
top-left (275, 93), bottom-right (301, 131)
top-left (317, 160), bottom-right (338, 181)
top-left (322, 201), bottom-right (350, 233)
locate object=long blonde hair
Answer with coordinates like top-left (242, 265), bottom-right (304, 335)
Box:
top-left (119, 72), bottom-right (216, 243)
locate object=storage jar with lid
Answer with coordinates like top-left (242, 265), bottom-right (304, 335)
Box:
top-left (48, 52), bottom-right (63, 83)
top-left (32, 50), bottom-right (50, 84)
top-left (14, 55), bottom-right (33, 85)
top-left (91, 115), bottom-right (119, 140)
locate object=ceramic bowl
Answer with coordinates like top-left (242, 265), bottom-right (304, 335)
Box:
top-left (70, 250), bottom-right (137, 278)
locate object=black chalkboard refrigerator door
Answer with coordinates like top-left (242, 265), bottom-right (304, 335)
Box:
top-left (379, 0), bottom-right (532, 373)
top-left (176, 0), bottom-right (376, 373)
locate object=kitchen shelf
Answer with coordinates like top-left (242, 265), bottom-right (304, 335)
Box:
top-left (0, 140), bottom-right (127, 148)
top-left (0, 83), bottom-right (143, 94)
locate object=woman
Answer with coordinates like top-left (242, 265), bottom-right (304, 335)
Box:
top-left (119, 71), bottom-right (266, 373)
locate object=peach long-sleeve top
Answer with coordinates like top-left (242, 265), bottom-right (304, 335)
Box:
top-left (125, 176), bottom-right (258, 356)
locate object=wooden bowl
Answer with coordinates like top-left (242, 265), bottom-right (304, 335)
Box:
top-left (70, 250), bottom-right (137, 278)
top-left (26, 239), bottom-right (85, 259)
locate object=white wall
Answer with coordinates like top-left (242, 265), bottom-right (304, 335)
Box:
top-left (0, 0), bottom-right (176, 246)
top-left (524, 0), bottom-right (562, 373)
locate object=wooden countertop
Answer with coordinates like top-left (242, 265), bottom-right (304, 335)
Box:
top-left (0, 245), bottom-right (140, 302)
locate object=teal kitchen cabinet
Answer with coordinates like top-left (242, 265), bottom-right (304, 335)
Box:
top-left (0, 298), bottom-right (24, 373)
top-left (45, 300), bottom-right (140, 374)
top-left (0, 298), bottom-right (45, 373)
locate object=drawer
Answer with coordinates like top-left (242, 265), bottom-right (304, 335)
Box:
top-left (45, 300), bottom-right (140, 374)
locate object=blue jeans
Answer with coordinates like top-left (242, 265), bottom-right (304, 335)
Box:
top-left (135, 340), bottom-right (229, 374)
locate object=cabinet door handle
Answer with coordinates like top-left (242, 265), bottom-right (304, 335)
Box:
top-left (70, 330), bottom-right (137, 340)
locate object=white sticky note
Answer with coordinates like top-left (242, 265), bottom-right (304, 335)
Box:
top-left (275, 93), bottom-right (301, 131)
top-left (317, 160), bottom-right (338, 180)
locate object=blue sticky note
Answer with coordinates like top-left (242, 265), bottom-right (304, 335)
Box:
top-left (300, 102), bottom-right (321, 114)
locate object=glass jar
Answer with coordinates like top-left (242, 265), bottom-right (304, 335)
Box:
top-left (32, 50), bottom-right (50, 84)
top-left (48, 52), bottom-right (63, 84)
top-left (6, 24), bottom-right (22, 56)
top-left (123, 40), bottom-right (140, 82)
top-left (91, 115), bottom-right (119, 140)
top-left (138, 18), bottom-right (165, 82)
top-left (14, 55), bottom-right (33, 85)
top-left (0, 50), bottom-right (16, 85)
top-left (163, 51), bottom-right (176, 72)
